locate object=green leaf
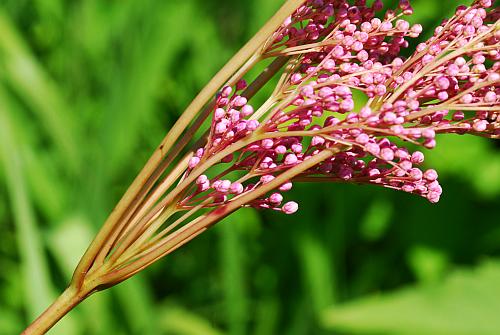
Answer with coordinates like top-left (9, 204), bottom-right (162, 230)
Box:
top-left (0, 10), bottom-right (81, 172)
top-left (359, 198), bottom-right (393, 241)
top-left (158, 304), bottom-right (226, 335)
top-left (0, 85), bottom-right (79, 334)
top-left (407, 245), bottom-right (449, 284)
top-left (114, 279), bottom-right (159, 335)
top-left (425, 136), bottom-right (500, 198)
top-left (0, 308), bottom-right (22, 334)
top-left (47, 216), bottom-right (95, 277)
top-left (0, 86), bottom-right (55, 318)
top-left (218, 209), bottom-right (258, 335)
top-left (297, 232), bottom-right (335, 315)
top-left (48, 216), bottom-right (125, 335)
top-left (322, 261), bottom-right (500, 335)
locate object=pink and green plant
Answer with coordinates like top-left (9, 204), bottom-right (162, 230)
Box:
top-left (22, 0), bottom-right (499, 334)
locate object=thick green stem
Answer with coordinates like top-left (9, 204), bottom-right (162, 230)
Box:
top-left (21, 286), bottom-right (90, 335)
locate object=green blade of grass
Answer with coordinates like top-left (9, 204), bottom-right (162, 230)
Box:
top-left (0, 10), bottom-right (80, 173)
top-left (0, 85), bottom-right (80, 334)
top-left (218, 210), bottom-right (251, 335)
top-left (159, 304), bottom-right (226, 335)
top-left (0, 86), bottom-right (54, 319)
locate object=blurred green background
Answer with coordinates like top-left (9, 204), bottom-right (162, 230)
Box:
top-left (0, 0), bottom-right (499, 334)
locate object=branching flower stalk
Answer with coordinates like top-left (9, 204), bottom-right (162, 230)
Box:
top-left (22, 0), bottom-right (499, 334)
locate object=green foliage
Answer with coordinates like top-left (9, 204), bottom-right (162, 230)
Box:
top-left (0, 0), bottom-right (498, 334)
top-left (322, 261), bottom-right (500, 335)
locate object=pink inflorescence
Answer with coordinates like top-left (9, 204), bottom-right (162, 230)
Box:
top-left (180, 0), bottom-right (499, 214)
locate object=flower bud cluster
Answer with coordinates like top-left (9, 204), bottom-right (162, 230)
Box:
top-left (271, 0), bottom-right (420, 61)
top-left (179, 0), bottom-right (498, 214)
top-left (381, 1), bottom-right (499, 140)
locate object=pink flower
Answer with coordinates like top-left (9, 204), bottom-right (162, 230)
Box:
top-left (282, 201), bottom-right (299, 214)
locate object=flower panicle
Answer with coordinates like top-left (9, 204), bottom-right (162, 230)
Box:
top-left (21, 2), bottom-right (500, 333)
top-left (182, 0), bottom-right (498, 212)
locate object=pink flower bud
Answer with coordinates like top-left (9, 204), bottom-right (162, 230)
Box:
top-left (215, 180), bottom-right (231, 193)
top-left (434, 76), bottom-right (450, 90)
top-left (240, 105), bottom-right (254, 117)
top-left (371, 18), bottom-right (382, 28)
top-left (301, 85), bottom-right (314, 97)
top-left (261, 139), bottom-right (274, 149)
top-left (333, 45), bottom-right (344, 58)
top-left (400, 160), bottom-right (413, 171)
top-left (438, 91), bottom-right (449, 101)
top-left (402, 184), bottom-right (415, 193)
top-left (411, 24), bottom-right (423, 34)
top-left (188, 157), bottom-right (200, 169)
top-left (455, 57), bottom-right (466, 66)
top-left (214, 108), bottom-right (226, 120)
top-left (452, 112), bottom-right (465, 121)
top-left (422, 54), bottom-right (434, 65)
top-left (291, 143), bottom-right (303, 154)
top-left (229, 182), bottom-right (244, 194)
top-left (409, 168), bottom-right (423, 180)
top-left (291, 73), bottom-right (302, 85)
top-left (311, 136), bottom-right (325, 146)
top-left (285, 154), bottom-right (298, 165)
top-left (236, 80), bottom-right (247, 91)
top-left (359, 107), bottom-right (372, 118)
top-left (383, 112), bottom-right (397, 123)
top-left (323, 59), bottom-right (336, 70)
top-left (380, 21), bottom-right (393, 32)
top-left (357, 50), bottom-right (369, 62)
top-left (424, 169), bottom-right (438, 181)
top-left (275, 145), bottom-right (287, 155)
top-left (407, 100), bottom-right (419, 110)
top-left (233, 96), bottom-right (247, 107)
top-left (411, 151), bottom-right (425, 164)
top-left (473, 120), bottom-right (488, 132)
top-left (246, 120), bottom-right (259, 131)
top-left (279, 181), bottom-right (293, 192)
top-left (374, 84), bottom-right (387, 96)
top-left (269, 193), bottom-right (283, 205)
top-left (356, 133), bottom-right (370, 144)
top-left (340, 99), bottom-right (355, 111)
top-left (484, 91), bottom-right (497, 103)
top-left (199, 181), bottom-right (210, 192)
top-left (422, 128), bottom-right (436, 139)
top-left (215, 121), bottom-right (228, 134)
top-left (446, 64), bottom-right (460, 76)
top-left (196, 175), bottom-right (208, 185)
top-left (319, 87), bottom-right (333, 98)
top-left (427, 192), bottom-right (440, 203)
top-left (236, 121), bottom-right (247, 132)
top-left (221, 86), bottom-right (232, 98)
top-left (424, 139), bottom-right (436, 149)
top-left (380, 148), bottom-right (395, 161)
top-left (366, 142), bottom-right (380, 156)
top-left (260, 175), bottom-right (275, 184)
top-left (361, 22), bottom-right (372, 32)
top-left (282, 201), bottom-right (299, 214)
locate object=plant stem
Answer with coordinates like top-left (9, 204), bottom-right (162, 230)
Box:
top-left (101, 149), bottom-right (338, 285)
top-left (71, 0), bottom-right (302, 288)
top-left (21, 286), bottom-right (89, 335)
